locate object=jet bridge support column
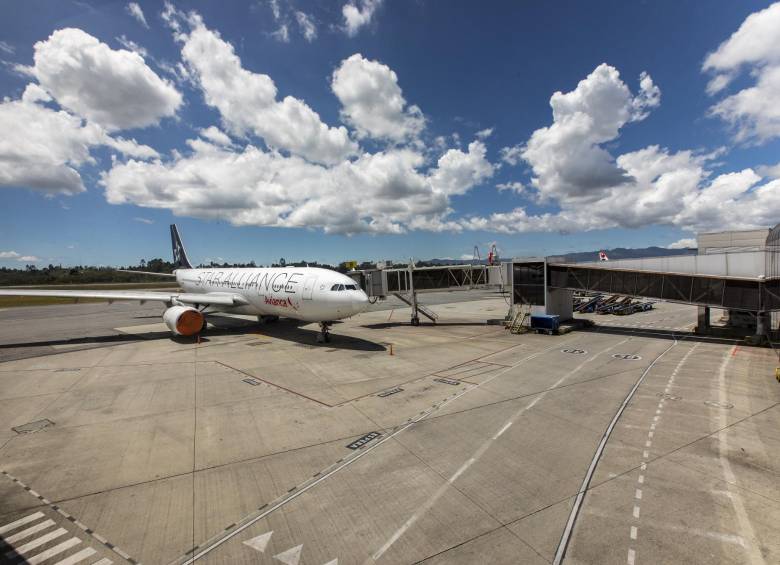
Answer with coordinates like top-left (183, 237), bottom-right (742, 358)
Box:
top-left (408, 260), bottom-right (420, 326)
top-left (696, 306), bottom-right (711, 335)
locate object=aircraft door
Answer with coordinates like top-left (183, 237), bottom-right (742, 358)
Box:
top-left (302, 275), bottom-right (317, 300)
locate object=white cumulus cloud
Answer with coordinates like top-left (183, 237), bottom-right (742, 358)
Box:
top-left (342, 0), bottom-right (382, 37)
top-left (667, 237), bottom-right (697, 249)
top-left (457, 63), bottom-right (780, 236)
top-left (102, 136), bottom-right (494, 235)
top-left (332, 54), bottom-right (425, 142)
top-left (174, 11), bottom-right (356, 165)
top-left (0, 85), bottom-right (157, 194)
top-left (703, 2), bottom-right (780, 143)
top-left (29, 28), bottom-right (181, 131)
top-left (0, 251), bottom-right (40, 262)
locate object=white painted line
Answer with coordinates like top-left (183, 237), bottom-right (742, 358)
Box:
top-left (635, 489), bottom-right (643, 500)
top-left (713, 351), bottom-right (767, 564)
top-left (648, 431), bottom-right (654, 438)
top-left (450, 458), bottom-right (476, 483)
top-left (92, 559), bottom-right (113, 565)
top-left (627, 548), bottom-right (636, 565)
top-left (552, 339), bottom-right (678, 565)
top-left (643, 450), bottom-right (649, 458)
top-left (5, 527), bottom-right (67, 557)
top-left (3, 519), bottom-right (55, 544)
top-left (378, 339), bottom-right (632, 565)
top-left (630, 526), bottom-right (637, 540)
top-left (653, 415), bottom-right (659, 421)
top-left (645, 440), bottom-right (652, 447)
top-left (493, 421), bottom-right (512, 439)
top-left (638, 475), bottom-right (644, 484)
top-left (650, 424), bottom-right (655, 430)
top-left (640, 463), bottom-right (646, 471)
top-left (633, 506), bottom-right (640, 519)
top-left (0, 512), bottom-right (45, 535)
top-left (27, 537), bottom-right (81, 564)
top-left (52, 547), bottom-right (97, 565)
top-left (181, 339), bottom-right (581, 565)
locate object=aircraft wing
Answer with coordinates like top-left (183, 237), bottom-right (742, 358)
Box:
top-left (0, 289), bottom-right (248, 307)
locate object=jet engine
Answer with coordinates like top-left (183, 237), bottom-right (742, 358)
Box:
top-left (163, 305), bottom-right (204, 336)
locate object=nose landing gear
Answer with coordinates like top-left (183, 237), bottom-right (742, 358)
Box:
top-left (317, 321), bottom-right (332, 343)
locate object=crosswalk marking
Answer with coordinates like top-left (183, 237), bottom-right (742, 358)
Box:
top-left (53, 547), bottom-right (97, 565)
top-left (0, 512), bottom-right (45, 535)
top-left (3, 519), bottom-right (55, 544)
top-left (27, 537), bottom-right (81, 564)
top-left (5, 527), bottom-right (67, 558)
top-left (91, 559), bottom-right (114, 565)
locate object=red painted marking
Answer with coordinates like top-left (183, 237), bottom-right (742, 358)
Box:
top-left (731, 345), bottom-right (739, 357)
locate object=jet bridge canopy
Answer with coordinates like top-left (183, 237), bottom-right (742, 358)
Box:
top-left (349, 264), bottom-right (505, 297)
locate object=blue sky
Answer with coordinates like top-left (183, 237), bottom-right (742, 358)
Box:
top-left (1, 0), bottom-right (780, 267)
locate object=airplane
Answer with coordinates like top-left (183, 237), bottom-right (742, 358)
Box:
top-left (0, 225), bottom-right (370, 343)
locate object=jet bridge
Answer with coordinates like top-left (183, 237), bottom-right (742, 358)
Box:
top-left (349, 263), bottom-right (505, 325)
top-left (511, 247), bottom-right (780, 336)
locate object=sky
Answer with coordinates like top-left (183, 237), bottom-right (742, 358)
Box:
top-left (2, 0), bottom-right (780, 267)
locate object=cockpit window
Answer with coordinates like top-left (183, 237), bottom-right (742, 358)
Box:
top-left (345, 284), bottom-right (358, 290)
top-left (331, 284), bottom-right (346, 291)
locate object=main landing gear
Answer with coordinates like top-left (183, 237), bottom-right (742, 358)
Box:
top-left (317, 321), bottom-right (333, 343)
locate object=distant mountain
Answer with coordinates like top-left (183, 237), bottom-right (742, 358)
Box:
top-left (550, 246), bottom-right (697, 263)
top-left (421, 246), bottom-right (696, 266)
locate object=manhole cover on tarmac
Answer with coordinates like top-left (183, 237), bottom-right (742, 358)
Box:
top-left (704, 400), bottom-right (734, 409)
top-left (612, 354), bottom-right (642, 360)
top-left (12, 419), bottom-right (55, 434)
top-left (562, 348), bottom-right (587, 355)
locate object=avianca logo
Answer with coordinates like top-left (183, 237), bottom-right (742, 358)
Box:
top-left (265, 296), bottom-right (296, 309)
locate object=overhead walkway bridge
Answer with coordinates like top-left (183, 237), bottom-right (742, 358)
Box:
top-left (348, 263), bottom-right (505, 324)
top-left (512, 249), bottom-right (780, 336)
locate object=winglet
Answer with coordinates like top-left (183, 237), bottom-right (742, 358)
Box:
top-left (170, 224), bottom-right (193, 269)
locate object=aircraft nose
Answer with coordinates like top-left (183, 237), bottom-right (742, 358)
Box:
top-left (352, 291), bottom-right (370, 314)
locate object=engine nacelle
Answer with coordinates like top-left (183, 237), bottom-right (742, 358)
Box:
top-left (163, 305), bottom-right (204, 336)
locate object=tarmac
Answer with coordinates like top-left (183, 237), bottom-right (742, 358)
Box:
top-left (0, 293), bottom-right (778, 565)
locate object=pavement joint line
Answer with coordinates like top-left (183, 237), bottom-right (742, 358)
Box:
top-left (626, 342), bottom-right (699, 565)
top-left (172, 338), bottom-right (578, 565)
top-left (370, 338), bottom-right (630, 563)
top-left (553, 337), bottom-right (681, 565)
top-left (0, 470), bottom-right (139, 564)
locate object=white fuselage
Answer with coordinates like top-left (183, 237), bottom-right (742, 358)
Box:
top-left (175, 266), bottom-right (369, 322)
